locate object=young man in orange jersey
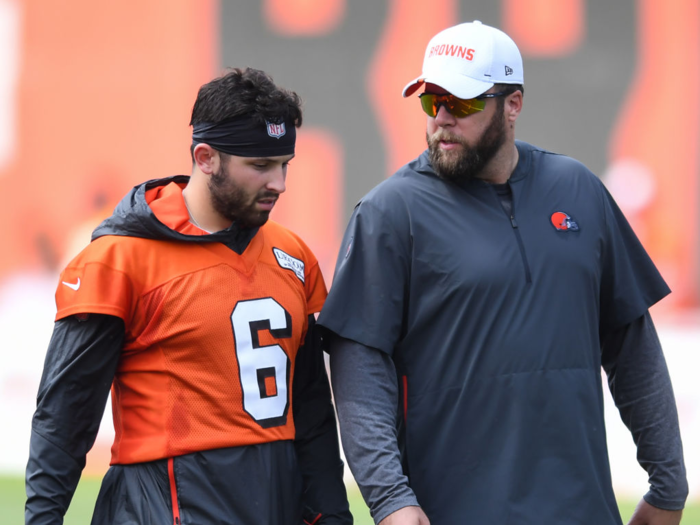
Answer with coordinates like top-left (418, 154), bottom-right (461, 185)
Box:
top-left (25, 68), bottom-right (352, 525)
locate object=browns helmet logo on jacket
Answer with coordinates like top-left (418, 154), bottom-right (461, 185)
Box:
top-left (550, 211), bottom-right (579, 231)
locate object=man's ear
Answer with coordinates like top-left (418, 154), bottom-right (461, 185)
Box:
top-left (193, 143), bottom-right (220, 175)
top-left (505, 90), bottom-right (523, 124)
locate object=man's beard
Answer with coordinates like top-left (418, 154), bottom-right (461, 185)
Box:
top-left (427, 108), bottom-right (507, 183)
top-left (208, 164), bottom-right (276, 229)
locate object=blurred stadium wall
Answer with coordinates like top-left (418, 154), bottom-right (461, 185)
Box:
top-left (0, 0), bottom-right (698, 501)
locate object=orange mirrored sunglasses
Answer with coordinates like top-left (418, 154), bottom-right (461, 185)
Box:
top-left (418, 91), bottom-right (510, 118)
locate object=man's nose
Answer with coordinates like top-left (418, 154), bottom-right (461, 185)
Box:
top-left (434, 104), bottom-right (456, 126)
top-left (266, 167), bottom-right (287, 194)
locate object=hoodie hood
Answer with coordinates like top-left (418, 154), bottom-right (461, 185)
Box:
top-left (92, 176), bottom-right (258, 254)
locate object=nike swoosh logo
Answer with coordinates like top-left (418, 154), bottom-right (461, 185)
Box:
top-left (62, 278), bottom-right (81, 291)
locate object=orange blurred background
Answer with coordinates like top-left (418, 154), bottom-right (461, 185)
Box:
top-left (0, 0), bottom-right (698, 499)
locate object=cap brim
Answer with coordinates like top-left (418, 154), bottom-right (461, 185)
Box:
top-left (402, 78), bottom-right (425, 98)
top-left (402, 72), bottom-right (494, 99)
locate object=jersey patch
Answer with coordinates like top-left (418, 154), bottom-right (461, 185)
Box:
top-left (273, 247), bottom-right (305, 283)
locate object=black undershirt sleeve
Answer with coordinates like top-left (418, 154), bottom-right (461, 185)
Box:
top-left (292, 315), bottom-right (352, 524)
top-left (25, 314), bottom-right (124, 525)
top-left (328, 333), bottom-right (419, 524)
top-left (601, 311), bottom-right (688, 510)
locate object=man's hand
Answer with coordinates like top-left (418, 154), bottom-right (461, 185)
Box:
top-left (378, 506), bottom-right (430, 525)
top-left (627, 498), bottom-right (682, 525)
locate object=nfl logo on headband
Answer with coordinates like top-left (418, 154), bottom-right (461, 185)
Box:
top-left (266, 121), bottom-right (286, 139)
top-left (192, 118), bottom-right (295, 157)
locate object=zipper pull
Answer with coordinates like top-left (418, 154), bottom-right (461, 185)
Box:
top-left (510, 215), bottom-right (518, 228)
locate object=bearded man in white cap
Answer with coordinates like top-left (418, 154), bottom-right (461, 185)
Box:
top-left (318, 21), bottom-right (688, 525)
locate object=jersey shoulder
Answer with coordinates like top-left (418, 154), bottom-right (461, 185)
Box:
top-left (66, 235), bottom-right (156, 272)
top-left (259, 220), bottom-right (319, 266)
top-left (259, 221), bottom-right (327, 312)
top-left (56, 235), bottom-right (180, 322)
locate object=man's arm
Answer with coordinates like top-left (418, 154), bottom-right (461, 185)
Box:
top-left (601, 311), bottom-right (687, 525)
top-left (626, 499), bottom-right (682, 525)
top-left (292, 315), bottom-right (353, 524)
top-left (26, 314), bottom-right (123, 525)
top-left (328, 334), bottom-right (428, 525)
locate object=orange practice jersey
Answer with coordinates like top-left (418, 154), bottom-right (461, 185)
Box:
top-left (54, 182), bottom-right (327, 464)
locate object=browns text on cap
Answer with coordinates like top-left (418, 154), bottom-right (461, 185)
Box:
top-left (402, 20), bottom-right (524, 99)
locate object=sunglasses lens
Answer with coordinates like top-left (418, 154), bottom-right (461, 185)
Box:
top-left (420, 94), bottom-right (439, 117)
top-left (419, 94), bottom-right (486, 118)
top-left (453, 97), bottom-right (486, 117)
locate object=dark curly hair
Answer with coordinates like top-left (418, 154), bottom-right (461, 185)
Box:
top-left (189, 68), bottom-right (303, 162)
top-left (190, 68), bottom-right (303, 128)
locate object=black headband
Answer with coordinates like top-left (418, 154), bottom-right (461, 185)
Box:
top-left (192, 115), bottom-right (296, 157)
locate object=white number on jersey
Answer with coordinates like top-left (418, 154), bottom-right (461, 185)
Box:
top-left (232, 298), bottom-right (292, 428)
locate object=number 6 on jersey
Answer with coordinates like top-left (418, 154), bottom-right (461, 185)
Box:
top-left (232, 298), bottom-right (292, 428)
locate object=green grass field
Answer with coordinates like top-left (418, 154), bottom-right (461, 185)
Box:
top-left (4, 474), bottom-right (698, 524)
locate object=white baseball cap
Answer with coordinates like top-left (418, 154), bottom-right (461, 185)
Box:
top-left (402, 21), bottom-right (524, 99)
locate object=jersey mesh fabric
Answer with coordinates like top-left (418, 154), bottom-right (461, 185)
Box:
top-left (54, 182), bottom-right (326, 464)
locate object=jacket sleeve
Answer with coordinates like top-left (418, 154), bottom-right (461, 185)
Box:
top-left (25, 314), bottom-right (124, 525)
top-left (293, 315), bottom-right (352, 525)
top-left (601, 311), bottom-right (688, 510)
